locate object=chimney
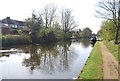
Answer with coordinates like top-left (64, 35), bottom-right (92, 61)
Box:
top-left (7, 17), bottom-right (10, 20)
top-left (6, 17), bottom-right (10, 24)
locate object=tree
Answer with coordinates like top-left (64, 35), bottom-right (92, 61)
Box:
top-left (60, 8), bottom-right (78, 38)
top-left (25, 11), bottom-right (43, 43)
top-left (42, 3), bottom-right (57, 28)
top-left (96, 0), bottom-right (119, 44)
top-left (82, 27), bottom-right (92, 37)
top-left (98, 20), bottom-right (116, 40)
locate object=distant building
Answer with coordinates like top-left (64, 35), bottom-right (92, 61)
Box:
top-left (0, 17), bottom-right (30, 35)
top-left (0, 22), bottom-right (10, 35)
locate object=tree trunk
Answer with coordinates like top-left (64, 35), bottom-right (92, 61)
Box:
top-left (115, 1), bottom-right (120, 44)
top-left (115, 25), bottom-right (119, 44)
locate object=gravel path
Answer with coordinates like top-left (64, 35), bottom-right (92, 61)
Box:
top-left (99, 42), bottom-right (118, 79)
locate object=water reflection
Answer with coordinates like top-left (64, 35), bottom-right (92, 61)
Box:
top-left (0, 39), bottom-right (92, 79)
top-left (20, 41), bottom-right (76, 74)
top-left (72, 38), bottom-right (91, 48)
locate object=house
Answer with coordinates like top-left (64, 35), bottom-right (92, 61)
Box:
top-left (0, 22), bottom-right (10, 35)
top-left (0, 17), bottom-right (30, 35)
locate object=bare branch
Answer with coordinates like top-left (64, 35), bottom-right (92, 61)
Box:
top-left (95, 0), bottom-right (119, 21)
top-left (42, 3), bottom-right (57, 28)
top-left (60, 8), bottom-right (77, 32)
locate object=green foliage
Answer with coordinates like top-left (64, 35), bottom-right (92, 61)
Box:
top-left (38, 26), bottom-right (71, 42)
top-left (54, 28), bottom-right (63, 40)
top-left (82, 27), bottom-right (92, 37)
top-left (25, 12), bottom-right (43, 43)
top-left (79, 32), bottom-right (84, 37)
top-left (24, 9), bottom-right (76, 43)
top-left (17, 29), bottom-right (23, 35)
top-left (63, 32), bottom-right (72, 39)
top-left (74, 27), bottom-right (92, 38)
top-left (1, 35), bottom-right (32, 47)
top-left (38, 27), bottom-right (57, 42)
top-left (99, 20), bottom-right (116, 41)
top-left (118, 30), bottom-right (120, 43)
top-left (26, 13), bottom-right (72, 43)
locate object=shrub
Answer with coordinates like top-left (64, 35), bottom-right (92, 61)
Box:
top-left (1, 35), bottom-right (32, 47)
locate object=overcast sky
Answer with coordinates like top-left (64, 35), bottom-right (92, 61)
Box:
top-left (0, 0), bottom-right (103, 34)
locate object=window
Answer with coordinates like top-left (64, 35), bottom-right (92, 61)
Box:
top-left (10, 24), bottom-right (18, 28)
top-left (15, 25), bottom-right (18, 28)
top-left (4, 24), bottom-right (8, 26)
top-left (15, 25), bottom-right (17, 28)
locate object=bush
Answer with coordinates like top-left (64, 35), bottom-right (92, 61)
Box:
top-left (99, 20), bottom-right (116, 41)
top-left (36, 27), bottom-right (62, 43)
top-left (1, 35), bottom-right (32, 47)
top-left (39, 27), bottom-right (72, 41)
top-left (61, 32), bottom-right (72, 40)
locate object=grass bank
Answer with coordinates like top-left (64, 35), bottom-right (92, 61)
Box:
top-left (104, 41), bottom-right (119, 62)
top-left (78, 42), bottom-right (103, 79)
top-left (1, 35), bottom-right (32, 47)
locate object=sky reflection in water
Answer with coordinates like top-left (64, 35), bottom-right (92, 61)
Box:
top-left (0, 39), bottom-right (93, 79)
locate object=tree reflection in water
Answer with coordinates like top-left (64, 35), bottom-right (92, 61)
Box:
top-left (22, 41), bottom-right (77, 74)
top-left (72, 38), bottom-right (91, 48)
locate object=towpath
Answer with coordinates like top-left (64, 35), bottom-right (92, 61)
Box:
top-left (99, 42), bottom-right (118, 79)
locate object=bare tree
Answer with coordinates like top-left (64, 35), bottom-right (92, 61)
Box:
top-left (96, 0), bottom-right (120, 44)
top-left (42, 3), bottom-right (57, 28)
top-left (60, 8), bottom-right (77, 33)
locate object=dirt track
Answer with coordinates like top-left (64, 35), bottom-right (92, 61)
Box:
top-left (99, 42), bottom-right (118, 79)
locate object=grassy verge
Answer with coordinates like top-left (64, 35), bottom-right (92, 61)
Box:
top-left (77, 42), bottom-right (103, 79)
top-left (104, 41), bottom-right (119, 61)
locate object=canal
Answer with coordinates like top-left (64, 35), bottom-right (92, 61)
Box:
top-left (0, 39), bottom-right (92, 79)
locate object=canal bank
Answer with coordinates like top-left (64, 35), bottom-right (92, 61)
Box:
top-left (77, 42), bottom-right (103, 79)
top-left (77, 41), bottom-right (119, 79)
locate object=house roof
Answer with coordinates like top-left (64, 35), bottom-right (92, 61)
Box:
top-left (2, 17), bottom-right (26, 26)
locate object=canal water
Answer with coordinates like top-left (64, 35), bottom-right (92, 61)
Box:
top-left (0, 39), bottom-right (92, 79)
